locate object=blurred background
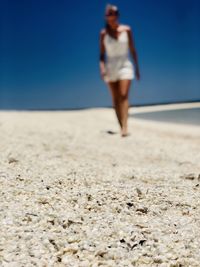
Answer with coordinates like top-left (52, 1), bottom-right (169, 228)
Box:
top-left (0, 0), bottom-right (199, 110)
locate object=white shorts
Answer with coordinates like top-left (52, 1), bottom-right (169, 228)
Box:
top-left (104, 60), bottom-right (135, 82)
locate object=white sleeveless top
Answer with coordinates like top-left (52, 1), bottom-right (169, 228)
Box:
top-left (103, 30), bottom-right (129, 58)
top-left (103, 30), bottom-right (134, 81)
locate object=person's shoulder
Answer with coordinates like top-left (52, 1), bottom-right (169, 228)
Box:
top-left (120, 24), bottom-right (131, 33)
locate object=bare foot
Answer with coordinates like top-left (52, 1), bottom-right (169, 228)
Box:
top-left (121, 126), bottom-right (129, 137)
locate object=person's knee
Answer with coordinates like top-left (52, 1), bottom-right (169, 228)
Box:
top-left (120, 94), bottom-right (128, 101)
top-left (113, 97), bottom-right (120, 107)
top-left (112, 92), bottom-right (121, 104)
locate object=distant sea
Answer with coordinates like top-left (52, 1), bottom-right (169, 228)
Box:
top-left (131, 108), bottom-right (200, 126)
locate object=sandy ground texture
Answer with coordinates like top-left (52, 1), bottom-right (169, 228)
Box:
top-left (0, 104), bottom-right (200, 267)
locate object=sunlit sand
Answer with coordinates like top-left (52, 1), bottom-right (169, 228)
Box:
top-left (0, 103), bottom-right (200, 266)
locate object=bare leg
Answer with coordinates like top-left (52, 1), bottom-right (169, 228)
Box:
top-left (107, 81), bottom-right (122, 129)
top-left (118, 79), bottom-right (132, 137)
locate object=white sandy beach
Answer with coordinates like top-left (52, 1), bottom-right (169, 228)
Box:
top-left (0, 103), bottom-right (200, 267)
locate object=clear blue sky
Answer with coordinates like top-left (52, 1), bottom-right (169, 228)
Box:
top-left (0, 0), bottom-right (200, 109)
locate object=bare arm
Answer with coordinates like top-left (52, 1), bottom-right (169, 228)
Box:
top-left (99, 30), bottom-right (106, 79)
top-left (127, 27), bottom-right (140, 80)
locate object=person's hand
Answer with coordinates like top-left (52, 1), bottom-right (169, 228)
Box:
top-left (135, 68), bottom-right (140, 81)
top-left (100, 69), bottom-right (107, 80)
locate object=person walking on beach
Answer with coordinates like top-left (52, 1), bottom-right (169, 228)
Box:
top-left (99, 4), bottom-right (140, 137)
